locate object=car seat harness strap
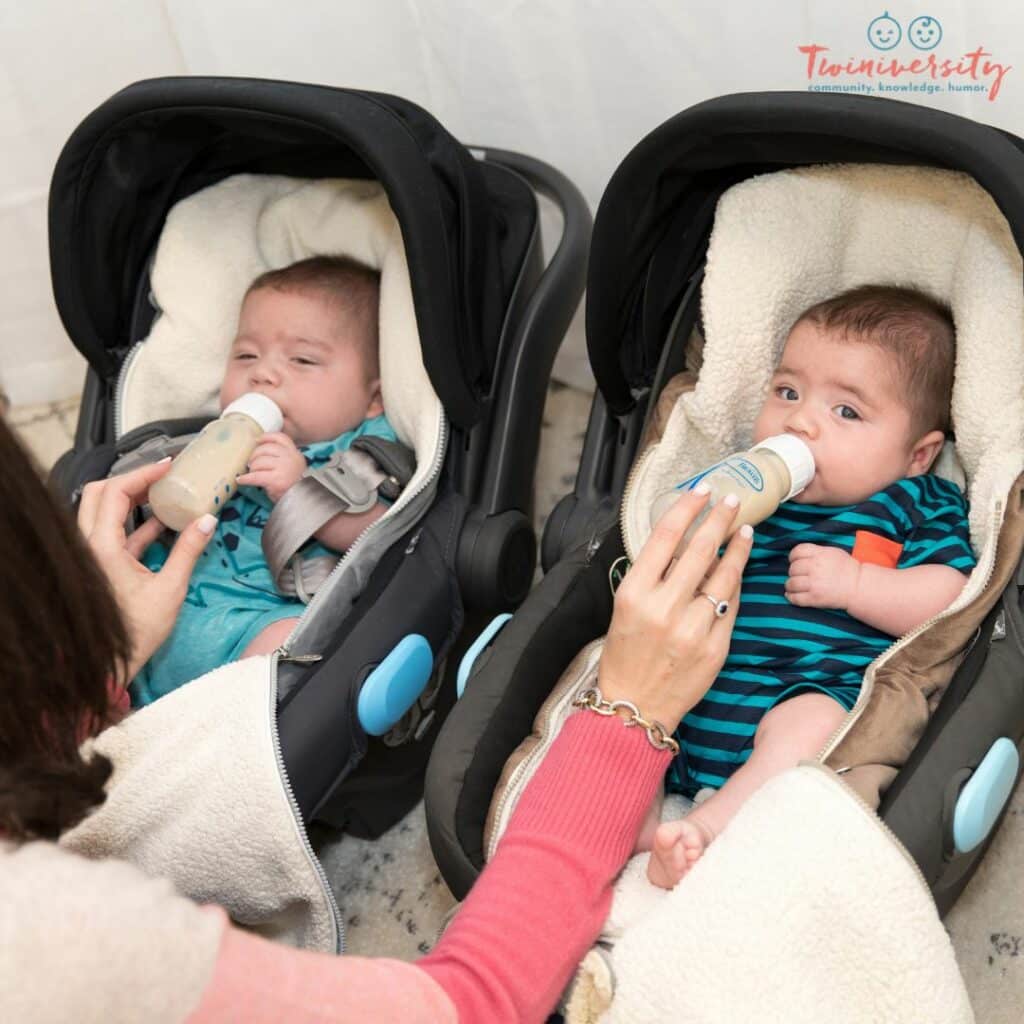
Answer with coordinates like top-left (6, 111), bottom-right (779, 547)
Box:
top-left (263, 437), bottom-right (415, 602)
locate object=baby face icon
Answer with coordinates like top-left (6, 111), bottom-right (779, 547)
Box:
top-left (867, 12), bottom-right (902, 50)
top-left (908, 15), bottom-right (942, 50)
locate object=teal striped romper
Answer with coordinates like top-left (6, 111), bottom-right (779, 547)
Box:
top-left (668, 474), bottom-right (976, 797)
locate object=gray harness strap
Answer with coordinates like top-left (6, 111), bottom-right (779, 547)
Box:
top-left (109, 433), bottom-right (194, 476)
top-left (263, 447), bottom-right (397, 603)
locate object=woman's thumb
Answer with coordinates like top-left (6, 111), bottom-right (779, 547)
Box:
top-left (163, 513), bottom-right (217, 579)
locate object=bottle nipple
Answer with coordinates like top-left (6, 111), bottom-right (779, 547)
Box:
top-left (223, 392), bottom-right (284, 433)
top-left (754, 434), bottom-right (815, 500)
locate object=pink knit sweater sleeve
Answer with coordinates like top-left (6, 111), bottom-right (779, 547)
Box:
top-left (190, 711), bottom-right (667, 1023)
top-left (418, 710), bottom-right (669, 1022)
top-left (190, 913), bottom-right (457, 1023)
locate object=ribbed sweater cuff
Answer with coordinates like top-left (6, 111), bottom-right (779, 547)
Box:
top-left (509, 709), bottom-right (670, 863)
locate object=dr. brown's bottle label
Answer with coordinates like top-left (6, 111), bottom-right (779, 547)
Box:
top-left (674, 457), bottom-right (765, 495)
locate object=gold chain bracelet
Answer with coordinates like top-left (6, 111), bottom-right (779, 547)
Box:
top-left (572, 686), bottom-right (680, 755)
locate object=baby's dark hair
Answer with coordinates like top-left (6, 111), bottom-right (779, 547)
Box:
top-left (794, 284), bottom-right (955, 437)
top-left (247, 255), bottom-right (381, 381)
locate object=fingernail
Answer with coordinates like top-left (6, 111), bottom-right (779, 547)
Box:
top-left (739, 523), bottom-right (753, 539)
top-left (196, 513), bottom-right (217, 535)
top-left (694, 481), bottom-right (711, 496)
top-left (157, 456), bottom-right (172, 464)
top-left (724, 493), bottom-right (740, 508)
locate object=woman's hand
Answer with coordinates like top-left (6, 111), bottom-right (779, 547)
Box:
top-left (77, 460), bottom-right (215, 684)
top-left (597, 488), bottom-right (753, 731)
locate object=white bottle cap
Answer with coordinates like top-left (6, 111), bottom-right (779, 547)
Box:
top-left (754, 434), bottom-right (815, 501)
top-left (222, 392), bottom-right (283, 433)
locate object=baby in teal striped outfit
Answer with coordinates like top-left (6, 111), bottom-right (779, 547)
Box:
top-left (644, 285), bottom-right (975, 888)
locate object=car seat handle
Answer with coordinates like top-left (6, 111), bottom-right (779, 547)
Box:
top-left (951, 737), bottom-right (1020, 854)
top-left (357, 634), bottom-right (434, 736)
top-left (456, 614), bottom-right (513, 698)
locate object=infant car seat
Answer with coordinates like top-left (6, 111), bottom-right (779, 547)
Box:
top-left (48, 76), bottom-right (590, 839)
top-left (426, 91), bottom-right (1024, 922)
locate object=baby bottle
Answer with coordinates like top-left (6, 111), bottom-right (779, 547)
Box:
top-left (148, 392), bottom-right (283, 531)
top-left (650, 434), bottom-right (815, 548)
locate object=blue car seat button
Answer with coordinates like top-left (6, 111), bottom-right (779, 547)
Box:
top-left (952, 737), bottom-right (1020, 854)
top-left (457, 614), bottom-right (513, 698)
top-left (358, 634), bottom-right (434, 736)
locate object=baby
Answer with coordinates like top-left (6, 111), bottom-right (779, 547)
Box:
top-left (645, 284), bottom-right (976, 888)
top-left (132, 255), bottom-right (395, 706)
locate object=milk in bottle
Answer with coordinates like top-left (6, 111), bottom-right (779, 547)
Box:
top-left (650, 434), bottom-right (815, 549)
top-left (149, 392), bottom-right (283, 531)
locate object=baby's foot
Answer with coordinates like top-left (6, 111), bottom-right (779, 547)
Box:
top-left (646, 815), bottom-right (716, 889)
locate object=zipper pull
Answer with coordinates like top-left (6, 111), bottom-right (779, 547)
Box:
top-left (992, 609), bottom-right (1007, 642)
top-left (275, 647), bottom-right (324, 665)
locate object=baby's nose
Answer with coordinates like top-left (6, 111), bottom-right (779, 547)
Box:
top-left (249, 361), bottom-right (281, 386)
top-left (783, 407), bottom-right (818, 439)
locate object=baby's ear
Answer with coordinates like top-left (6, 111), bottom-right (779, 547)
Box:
top-left (907, 429), bottom-right (946, 476)
top-left (365, 377), bottom-right (385, 419)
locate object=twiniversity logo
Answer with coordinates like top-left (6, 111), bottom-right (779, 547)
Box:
top-left (799, 13), bottom-right (1011, 101)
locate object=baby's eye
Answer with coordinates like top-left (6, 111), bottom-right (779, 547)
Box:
top-left (291, 357), bottom-right (318, 366)
top-left (836, 404), bottom-right (860, 421)
top-left (775, 385), bottom-right (798, 401)
top-left (233, 352), bottom-right (256, 361)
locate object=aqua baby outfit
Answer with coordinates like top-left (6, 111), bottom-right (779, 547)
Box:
top-left (668, 474), bottom-right (976, 796)
top-left (131, 414), bottom-right (397, 707)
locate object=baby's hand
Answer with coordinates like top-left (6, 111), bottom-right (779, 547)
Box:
top-left (236, 432), bottom-right (307, 503)
top-left (786, 543), bottom-right (861, 611)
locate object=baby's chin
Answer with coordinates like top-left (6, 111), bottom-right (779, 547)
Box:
top-left (277, 414), bottom-right (319, 448)
top-left (283, 416), bottom-right (364, 448)
top-left (789, 478), bottom-right (887, 507)
top-left (282, 425), bottom-right (318, 448)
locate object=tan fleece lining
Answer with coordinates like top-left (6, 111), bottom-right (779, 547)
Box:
top-left (830, 474), bottom-right (1024, 804)
top-left (483, 642), bottom-right (603, 856)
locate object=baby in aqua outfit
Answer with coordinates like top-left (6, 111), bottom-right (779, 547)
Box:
top-left (132, 255), bottom-right (395, 706)
top-left (644, 284), bottom-right (976, 887)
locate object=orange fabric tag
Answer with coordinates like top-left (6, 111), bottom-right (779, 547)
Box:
top-left (851, 530), bottom-right (903, 568)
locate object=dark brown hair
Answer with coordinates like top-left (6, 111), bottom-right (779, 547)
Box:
top-left (0, 418), bottom-right (130, 840)
top-left (246, 255), bottom-right (382, 381)
top-left (794, 284), bottom-right (956, 437)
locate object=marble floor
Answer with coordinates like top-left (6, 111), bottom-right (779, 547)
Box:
top-left (10, 386), bottom-right (1022, 1021)
top-left (9, 393), bottom-right (82, 472)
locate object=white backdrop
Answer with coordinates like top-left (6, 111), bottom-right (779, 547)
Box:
top-left (2, 0), bottom-right (1023, 402)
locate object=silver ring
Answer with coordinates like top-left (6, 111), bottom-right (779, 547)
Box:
top-left (701, 592), bottom-right (730, 618)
